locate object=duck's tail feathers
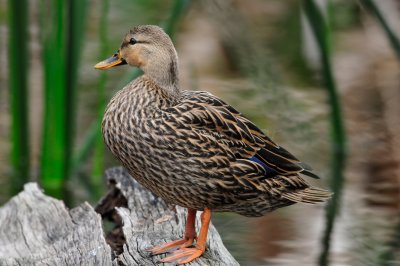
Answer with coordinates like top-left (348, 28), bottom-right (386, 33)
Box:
top-left (282, 187), bottom-right (333, 204)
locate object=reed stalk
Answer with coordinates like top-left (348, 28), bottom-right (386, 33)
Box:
top-left (8, 0), bottom-right (30, 194)
top-left (39, 0), bottom-right (88, 200)
top-left (40, 0), bottom-right (67, 198)
top-left (91, 0), bottom-right (110, 199)
top-left (64, 0), bottom-right (88, 202)
top-left (302, 1), bottom-right (347, 265)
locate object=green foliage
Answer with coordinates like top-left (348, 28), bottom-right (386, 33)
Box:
top-left (64, 0), bottom-right (88, 201)
top-left (40, 0), bottom-right (67, 198)
top-left (8, 0), bottom-right (30, 194)
top-left (91, 0), bottom-right (110, 200)
top-left (301, 1), bottom-right (347, 265)
top-left (40, 0), bottom-right (88, 199)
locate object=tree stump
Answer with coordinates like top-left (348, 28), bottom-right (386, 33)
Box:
top-left (0, 167), bottom-right (239, 266)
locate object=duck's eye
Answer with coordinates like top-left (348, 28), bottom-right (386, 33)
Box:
top-left (129, 38), bottom-right (137, 45)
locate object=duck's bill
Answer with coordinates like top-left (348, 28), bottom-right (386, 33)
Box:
top-left (94, 52), bottom-right (127, 70)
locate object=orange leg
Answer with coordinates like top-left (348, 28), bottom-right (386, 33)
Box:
top-left (148, 209), bottom-right (197, 254)
top-left (160, 208), bottom-right (211, 264)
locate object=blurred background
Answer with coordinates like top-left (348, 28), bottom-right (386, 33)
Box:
top-left (1, 0), bottom-right (400, 265)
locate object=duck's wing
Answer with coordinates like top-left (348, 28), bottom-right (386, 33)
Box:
top-left (151, 90), bottom-right (330, 205)
top-left (170, 91), bottom-right (319, 179)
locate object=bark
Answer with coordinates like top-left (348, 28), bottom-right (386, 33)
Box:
top-left (0, 167), bottom-right (238, 266)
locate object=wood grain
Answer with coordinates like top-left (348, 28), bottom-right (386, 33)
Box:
top-left (0, 167), bottom-right (238, 266)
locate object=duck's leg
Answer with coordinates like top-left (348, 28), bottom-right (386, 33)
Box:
top-left (160, 208), bottom-right (211, 264)
top-left (148, 208), bottom-right (197, 254)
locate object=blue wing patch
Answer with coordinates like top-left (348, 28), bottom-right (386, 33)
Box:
top-left (249, 156), bottom-right (278, 177)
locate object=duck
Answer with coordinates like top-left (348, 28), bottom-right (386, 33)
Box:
top-left (95, 25), bottom-right (331, 264)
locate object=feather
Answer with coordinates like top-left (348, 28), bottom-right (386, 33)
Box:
top-left (249, 156), bottom-right (278, 177)
top-left (282, 187), bottom-right (333, 204)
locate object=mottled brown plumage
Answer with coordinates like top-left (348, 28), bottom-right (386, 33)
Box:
top-left (96, 25), bottom-right (331, 264)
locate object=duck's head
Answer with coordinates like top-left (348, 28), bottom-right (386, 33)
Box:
top-left (95, 25), bottom-right (179, 90)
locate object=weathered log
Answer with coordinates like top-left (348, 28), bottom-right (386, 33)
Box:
top-left (0, 167), bottom-right (239, 266)
top-left (0, 183), bottom-right (112, 265)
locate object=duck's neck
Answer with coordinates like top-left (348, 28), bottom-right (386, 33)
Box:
top-left (143, 50), bottom-right (180, 98)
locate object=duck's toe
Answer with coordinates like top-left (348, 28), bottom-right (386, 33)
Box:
top-left (147, 238), bottom-right (195, 255)
top-left (159, 247), bottom-right (205, 264)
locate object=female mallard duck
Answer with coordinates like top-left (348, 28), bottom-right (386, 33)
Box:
top-left (95, 25), bottom-right (331, 264)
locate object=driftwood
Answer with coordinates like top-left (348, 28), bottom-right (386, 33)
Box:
top-left (0, 167), bottom-right (238, 266)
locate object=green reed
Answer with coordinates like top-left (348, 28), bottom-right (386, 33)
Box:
top-left (91, 0), bottom-right (110, 199)
top-left (40, 0), bottom-right (67, 198)
top-left (64, 0), bottom-right (88, 201)
top-left (40, 0), bottom-right (87, 199)
top-left (302, 1), bottom-right (347, 265)
top-left (8, 0), bottom-right (30, 194)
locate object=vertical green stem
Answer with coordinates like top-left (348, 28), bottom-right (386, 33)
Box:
top-left (8, 0), bottom-right (30, 194)
top-left (302, 1), bottom-right (347, 265)
top-left (64, 0), bottom-right (88, 201)
top-left (40, 0), bottom-right (66, 198)
top-left (91, 0), bottom-right (110, 199)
